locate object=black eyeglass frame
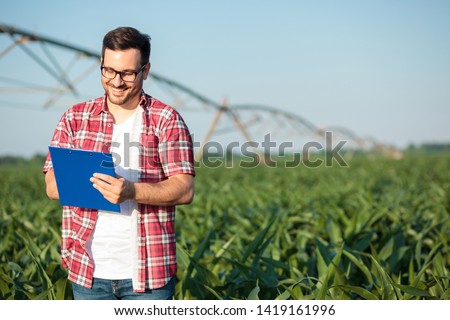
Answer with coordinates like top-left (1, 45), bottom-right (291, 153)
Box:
top-left (100, 64), bottom-right (147, 82)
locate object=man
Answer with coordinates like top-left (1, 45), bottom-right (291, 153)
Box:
top-left (43, 27), bottom-right (195, 300)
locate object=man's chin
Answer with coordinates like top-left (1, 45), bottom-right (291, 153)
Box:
top-left (106, 93), bottom-right (128, 106)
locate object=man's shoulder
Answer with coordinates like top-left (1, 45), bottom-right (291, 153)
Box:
top-left (64, 96), bottom-right (105, 116)
top-left (147, 95), bottom-right (181, 120)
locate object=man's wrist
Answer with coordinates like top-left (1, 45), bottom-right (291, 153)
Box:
top-left (128, 181), bottom-right (137, 201)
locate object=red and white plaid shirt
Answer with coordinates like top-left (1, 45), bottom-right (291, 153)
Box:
top-left (43, 92), bottom-right (195, 292)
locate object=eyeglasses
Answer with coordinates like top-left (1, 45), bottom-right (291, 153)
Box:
top-left (100, 64), bottom-right (146, 82)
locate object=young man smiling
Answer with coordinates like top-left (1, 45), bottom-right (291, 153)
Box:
top-left (43, 27), bottom-right (195, 300)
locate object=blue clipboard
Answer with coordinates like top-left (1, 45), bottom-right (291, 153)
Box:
top-left (49, 146), bottom-right (120, 212)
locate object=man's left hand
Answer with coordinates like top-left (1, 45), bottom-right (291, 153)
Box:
top-left (90, 173), bottom-right (135, 204)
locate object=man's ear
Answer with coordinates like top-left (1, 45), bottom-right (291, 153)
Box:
top-left (143, 62), bottom-right (151, 80)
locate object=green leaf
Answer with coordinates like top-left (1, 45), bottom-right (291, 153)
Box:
top-left (275, 288), bottom-right (291, 300)
top-left (392, 284), bottom-right (431, 297)
top-left (247, 281), bottom-right (260, 300)
top-left (214, 234), bottom-right (237, 260)
top-left (370, 256), bottom-right (398, 300)
top-left (343, 249), bottom-right (373, 285)
top-left (16, 231), bottom-right (55, 299)
top-left (335, 285), bottom-right (379, 300)
top-left (378, 237), bottom-right (394, 261)
top-left (241, 218), bottom-right (274, 264)
top-left (176, 243), bottom-right (191, 270)
top-left (203, 285), bottom-right (223, 300)
top-left (316, 245), bottom-right (344, 299)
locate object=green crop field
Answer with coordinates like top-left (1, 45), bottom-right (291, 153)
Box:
top-left (0, 153), bottom-right (449, 300)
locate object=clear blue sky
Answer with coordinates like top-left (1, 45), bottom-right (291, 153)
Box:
top-left (1, 0), bottom-right (449, 157)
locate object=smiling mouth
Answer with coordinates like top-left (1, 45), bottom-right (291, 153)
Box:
top-left (110, 86), bottom-right (127, 95)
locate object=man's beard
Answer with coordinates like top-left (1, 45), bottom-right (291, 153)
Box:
top-left (106, 84), bottom-right (131, 106)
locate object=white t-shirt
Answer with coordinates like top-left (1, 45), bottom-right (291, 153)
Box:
top-left (86, 108), bottom-right (142, 279)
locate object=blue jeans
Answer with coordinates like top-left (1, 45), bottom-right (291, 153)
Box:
top-left (72, 277), bottom-right (175, 300)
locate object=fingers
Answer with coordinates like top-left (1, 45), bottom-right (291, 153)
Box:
top-left (90, 173), bottom-right (132, 204)
top-left (92, 172), bottom-right (116, 184)
top-left (90, 174), bottom-right (114, 191)
top-left (90, 174), bottom-right (116, 202)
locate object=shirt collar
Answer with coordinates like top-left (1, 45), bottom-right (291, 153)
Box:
top-left (92, 90), bottom-right (150, 116)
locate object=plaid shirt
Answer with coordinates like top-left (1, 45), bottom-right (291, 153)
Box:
top-left (43, 92), bottom-right (195, 292)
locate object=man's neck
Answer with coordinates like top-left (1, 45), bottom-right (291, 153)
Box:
top-left (108, 102), bottom-right (139, 125)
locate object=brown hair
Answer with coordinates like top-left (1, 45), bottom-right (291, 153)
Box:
top-left (102, 27), bottom-right (151, 65)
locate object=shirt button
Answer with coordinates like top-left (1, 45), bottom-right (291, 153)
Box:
top-left (107, 124), bottom-right (112, 127)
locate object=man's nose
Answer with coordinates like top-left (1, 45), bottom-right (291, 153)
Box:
top-left (110, 73), bottom-right (124, 86)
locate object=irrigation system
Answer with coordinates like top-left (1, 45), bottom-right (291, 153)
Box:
top-left (0, 23), bottom-right (403, 162)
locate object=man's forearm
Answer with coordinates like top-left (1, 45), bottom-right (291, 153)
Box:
top-left (45, 170), bottom-right (59, 200)
top-left (133, 174), bottom-right (194, 206)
